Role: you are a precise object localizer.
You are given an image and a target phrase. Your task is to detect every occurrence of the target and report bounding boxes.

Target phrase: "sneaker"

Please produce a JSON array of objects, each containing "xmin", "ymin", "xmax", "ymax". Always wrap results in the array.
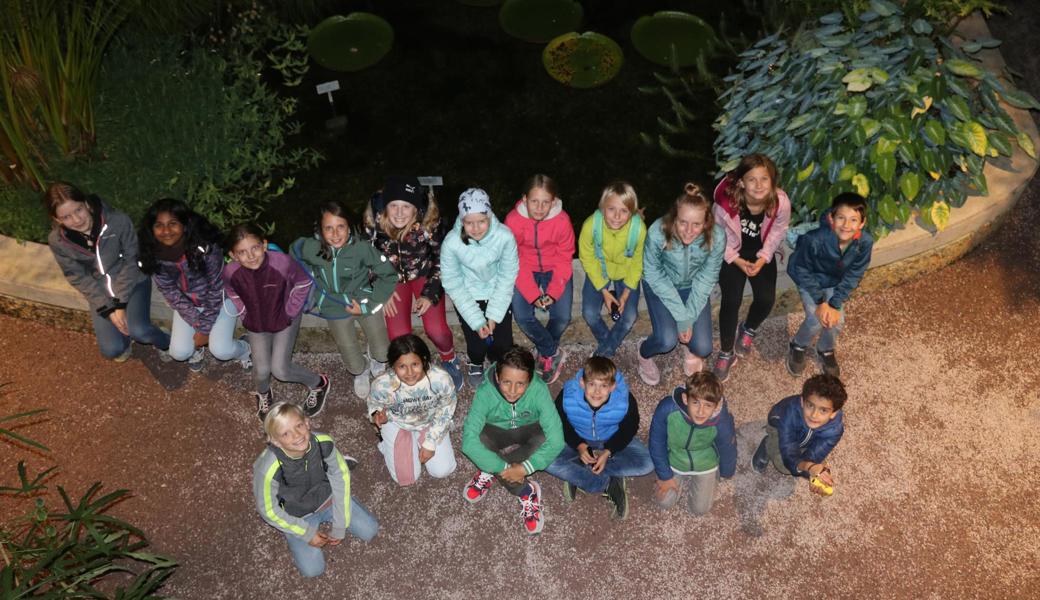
[
  {"xmin": 752, "ymin": 438, "xmax": 769, "ymax": 473},
  {"xmin": 562, "ymin": 480, "xmax": 577, "ymax": 503},
  {"xmin": 254, "ymin": 389, "xmax": 274, "ymax": 423},
  {"xmin": 237, "ymin": 335, "xmax": 253, "ymax": 372},
  {"xmin": 370, "ymin": 358, "xmax": 386, "ymax": 377},
  {"xmin": 304, "ymin": 374, "xmax": 331, "ymax": 417},
  {"xmin": 542, "ymin": 349, "xmax": 566, "ymax": 384},
  {"xmin": 637, "ymin": 353, "xmax": 660, "ymax": 386},
  {"xmin": 441, "ymin": 357, "xmax": 464, "ymax": 392},
  {"xmin": 518, "ymin": 481, "xmax": 545, "ymax": 535},
  {"xmin": 188, "ymin": 347, "xmax": 206, "ymax": 373},
  {"xmin": 466, "ymin": 362, "xmax": 484, "ymax": 389},
  {"xmin": 786, "ymin": 343, "xmax": 807, "ymax": 377},
  {"xmin": 353, "ymin": 367, "xmax": 371, "ymax": 399},
  {"xmin": 535, "ymin": 354, "xmax": 550, "ymax": 379},
  {"xmin": 734, "ymin": 323, "xmax": 756, "ymax": 357},
  {"xmin": 603, "ymin": 476, "xmax": 629, "ymax": 520},
  {"xmin": 682, "ymin": 346, "xmax": 703, "ymax": 376},
  {"xmin": 816, "ymin": 349, "xmax": 841, "ymax": 378},
  {"xmin": 712, "ymin": 351, "xmax": 736, "ymax": 383},
  {"xmin": 463, "ymin": 470, "xmax": 495, "ymax": 503},
  {"xmin": 343, "ymin": 453, "xmax": 359, "ymax": 471},
  {"xmin": 155, "ymin": 345, "xmax": 171, "ymax": 363}
]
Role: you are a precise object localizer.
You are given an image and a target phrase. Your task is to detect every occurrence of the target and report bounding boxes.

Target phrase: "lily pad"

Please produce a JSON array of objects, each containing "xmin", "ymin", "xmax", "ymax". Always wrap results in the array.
[
  {"xmin": 308, "ymin": 13, "xmax": 394, "ymax": 72},
  {"xmin": 542, "ymin": 32, "xmax": 623, "ymax": 89},
  {"xmin": 499, "ymin": 0, "xmax": 583, "ymax": 43},
  {"xmin": 456, "ymin": 0, "xmax": 502, "ymax": 6},
  {"xmin": 631, "ymin": 11, "xmax": 716, "ymax": 68}
]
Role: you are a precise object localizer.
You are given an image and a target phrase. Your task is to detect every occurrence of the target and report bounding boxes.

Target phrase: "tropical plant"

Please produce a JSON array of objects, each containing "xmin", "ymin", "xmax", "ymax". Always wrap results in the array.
[
  {"xmin": 741, "ymin": 0, "xmax": 1007, "ymax": 37},
  {"xmin": 712, "ymin": 1, "xmax": 1038, "ymax": 238}
]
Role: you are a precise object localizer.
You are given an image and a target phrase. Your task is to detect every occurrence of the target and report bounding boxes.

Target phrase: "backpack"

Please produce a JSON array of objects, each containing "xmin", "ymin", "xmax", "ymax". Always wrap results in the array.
[{"xmin": 591, "ymin": 210, "xmax": 641, "ymax": 281}]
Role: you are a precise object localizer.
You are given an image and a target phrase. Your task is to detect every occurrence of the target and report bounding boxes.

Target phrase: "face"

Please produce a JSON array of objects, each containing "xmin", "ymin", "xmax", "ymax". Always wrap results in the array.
[
  {"xmin": 497, "ymin": 365, "xmax": 531, "ymax": 404},
  {"xmin": 802, "ymin": 394, "xmax": 838, "ymax": 429},
  {"xmin": 54, "ymin": 200, "xmax": 93, "ymax": 234},
  {"xmin": 675, "ymin": 203, "xmax": 706, "ymax": 246},
  {"xmin": 271, "ymin": 413, "xmax": 311, "ymax": 456},
  {"xmin": 579, "ymin": 376, "xmax": 617, "ymax": 408},
  {"xmin": 831, "ymin": 205, "xmax": 865, "ymax": 244},
  {"xmin": 152, "ymin": 211, "xmax": 185, "ymax": 248},
  {"xmin": 393, "ymin": 352, "xmax": 426, "ymax": 386},
  {"xmin": 231, "ymin": 235, "xmax": 267, "ymax": 270},
  {"xmin": 320, "ymin": 212, "xmax": 350, "ymax": 249},
  {"xmin": 602, "ymin": 195, "xmax": 632, "ymax": 230},
  {"xmin": 386, "ymin": 200, "xmax": 417, "ymax": 229},
  {"xmin": 740, "ymin": 166, "xmax": 773, "ymax": 205},
  {"xmin": 462, "ymin": 213, "xmax": 490, "ymax": 241},
  {"xmin": 683, "ymin": 393, "xmax": 718, "ymax": 425},
  {"xmin": 524, "ymin": 187, "xmax": 554, "ymax": 221}
]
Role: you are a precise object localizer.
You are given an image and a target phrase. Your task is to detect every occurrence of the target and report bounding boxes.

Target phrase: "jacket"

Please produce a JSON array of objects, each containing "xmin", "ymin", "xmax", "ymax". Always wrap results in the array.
[
  {"xmin": 557, "ymin": 369, "xmax": 637, "ymax": 453},
  {"xmin": 367, "ymin": 366, "xmax": 457, "ymax": 451},
  {"xmin": 578, "ymin": 211, "xmax": 647, "ymax": 291},
  {"xmin": 291, "ymin": 235, "xmax": 398, "ymax": 319},
  {"xmin": 504, "ymin": 198, "xmax": 575, "ymax": 302},
  {"xmin": 366, "ymin": 203, "xmax": 446, "ymax": 303},
  {"xmin": 649, "ymin": 387, "xmax": 737, "ymax": 480},
  {"xmin": 642, "ymin": 218, "xmax": 725, "ymax": 332},
  {"xmin": 47, "ymin": 199, "xmax": 148, "ymax": 317},
  {"xmin": 787, "ymin": 210, "xmax": 874, "ymax": 310},
  {"xmin": 224, "ymin": 250, "xmax": 312, "ymax": 333},
  {"xmin": 152, "ymin": 243, "xmax": 225, "ymax": 334},
  {"xmin": 461, "ymin": 368, "xmax": 564, "ymax": 475},
  {"xmin": 252, "ymin": 432, "xmax": 352, "ymax": 541},
  {"xmin": 768, "ymin": 395, "xmax": 844, "ymax": 477},
  {"xmin": 440, "ymin": 211, "xmax": 520, "ymax": 331},
  {"xmin": 712, "ymin": 177, "xmax": 792, "ymax": 265}
]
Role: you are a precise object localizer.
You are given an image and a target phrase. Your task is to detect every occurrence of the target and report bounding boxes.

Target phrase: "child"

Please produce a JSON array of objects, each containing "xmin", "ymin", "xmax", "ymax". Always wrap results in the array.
[
  {"xmin": 648, "ymin": 371, "xmax": 736, "ymax": 516},
  {"xmin": 440, "ymin": 188, "xmax": 520, "ymax": 387},
  {"xmin": 138, "ymin": 198, "xmax": 252, "ymax": 372},
  {"xmin": 252, "ymin": 402, "xmax": 378, "ymax": 578},
  {"xmin": 639, "ymin": 183, "xmax": 725, "ymax": 385},
  {"xmin": 365, "ymin": 176, "xmax": 463, "ymax": 391},
  {"xmin": 786, "ymin": 192, "xmax": 874, "ymax": 378},
  {"xmin": 712, "ymin": 154, "xmax": 791, "ymax": 382},
  {"xmin": 505, "ymin": 174, "xmax": 575, "ymax": 383},
  {"xmin": 45, "ymin": 182, "xmax": 170, "ymax": 361},
  {"xmin": 545, "ymin": 356, "xmax": 653, "ymax": 520},
  {"xmin": 461, "ymin": 346, "xmax": 564, "ymax": 535},
  {"xmin": 224, "ymin": 224, "xmax": 331, "ymax": 421},
  {"xmin": 367, "ymin": 334, "xmax": 458, "ymax": 485},
  {"xmin": 292, "ymin": 200, "xmax": 397, "ymax": 399},
  {"xmin": 752, "ymin": 374, "xmax": 846, "ymax": 496},
  {"xmin": 578, "ymin": 181, "xmax": 647, "ymax": 359}
]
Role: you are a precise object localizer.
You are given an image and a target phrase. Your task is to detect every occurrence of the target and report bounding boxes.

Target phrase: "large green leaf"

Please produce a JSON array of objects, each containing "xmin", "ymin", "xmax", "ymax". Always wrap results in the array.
[
  {"xmin": 542, "ymin": 32, "xmax": 623, "ymax": 89},
  {"xmin": 923, "ymin": 119, "xmax": 946, "ymax": 146},
  {"xmin": 898, "ymin": 171, "xmax": 921, "ymax": 201},
  {"xmin": 307, "ymin": 13, "xmax": 394, "ymax": 72},
  {"xmin": 944, "ymin": 59, "xmax": 984, "ymax": 79},
  {"xmin": 630, "ymin": 11, "xmax": 716, "ymax": 68},
  {"xmin": 944, "ymin": 96, "xmax": 972, "ymax": 121},
  {"xmin": 998, "ymin": 88, "xmax": 1040, "ymax": 110},
  {"xmin": 960, "ymin": 121, "xmax": 989, "ymax": 156},
  {"xmin": 1017, "ymin": 131, "xmax": 1037, "ymax": 159},
  {"xmin": 878, "ymin": 193, "xmax": 899, "ymax": 224},
  {"xmin": 876, "ymin": 153, "xmax": 896, "ymax": 183},
  {"xmin": 988, "ymin": 131, "xmax": 1013, "ymax": 156}
]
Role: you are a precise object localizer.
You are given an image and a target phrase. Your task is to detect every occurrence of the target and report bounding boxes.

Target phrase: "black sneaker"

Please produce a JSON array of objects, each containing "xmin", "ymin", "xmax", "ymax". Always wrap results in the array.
[
  {"xmin": 734, "ymin": 323, "xmax": 757, "ymax": 357},
  {"xmin": 786, "ymin": 343, "xmax": 807, "ymax": 377},
  {"xmin": 254, "ymin": 389, "xmax": 273, "ymax": 423},
  {"xmin": 343, "ymin": 453, "xmax": 359, "ymax": 471},
  {"xmin": 816, "ymin": 349, "xmax": 841, "ymax": 378},
  {"xmin": 752, "ymin": 438, "xmax": 769, "ymax": 473},
  {"xmin": 466, "ymin": 362, "xmax": 484, "ymax": 389},
  {"xmin": 603, "ymin": 476, "xmax": 629, "ymax": 520},
  {"xmin": 712, "ymin": 351, "xmax": 736, "ymax": 383},
  {"xmin": 304, "ymin": 374, "xmax": 331, "ymax": 417},
  {"xmin": 562, "ymin": 480, "xmax": 577, "ymax": 503}
]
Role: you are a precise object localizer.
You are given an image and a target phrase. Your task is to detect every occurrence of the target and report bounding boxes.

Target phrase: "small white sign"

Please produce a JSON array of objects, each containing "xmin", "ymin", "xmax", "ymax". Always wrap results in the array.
[
  {"xmin": 316, "ymin": 80, "xmax": 340, "ymax": 95},
  {"xmin": 417, "ymin": 176, "xmax": 443, "ymax": 186}
]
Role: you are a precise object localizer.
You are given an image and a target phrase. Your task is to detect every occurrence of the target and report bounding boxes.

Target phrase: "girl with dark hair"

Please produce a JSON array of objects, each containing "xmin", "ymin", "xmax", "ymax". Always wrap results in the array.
[
  {"xmin": 138, "ymin": 198, "xmax": 251, "ymax": 372},
  {"xmin": 366, "ymin": 334, "xmax": 458, "ymax": 486},
  {"xmin": 45, "ymin": 182, "xmax": 169, "ymax": 361},
  {"xmin": 291, "ymin": 200, "xmax": 398, "ymax": 399}
]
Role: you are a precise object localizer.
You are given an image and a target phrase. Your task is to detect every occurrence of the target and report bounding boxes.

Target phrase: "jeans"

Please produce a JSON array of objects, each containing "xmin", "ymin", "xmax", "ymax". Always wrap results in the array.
[
  {"xmin": 717, "ymin": 259, "xmax": 777, "ymax": 352},
  {"xmin": 511, "ymin": 271, "xmax": 573, "ymax": 358},
  {"xmin": 376, "ymin": 421, "xmax": 457, "ymax": 485},
  {"xmin": 791, "ymin": 287, "xmax": 845, "ymax": 352},
  {"xmin": 384, "ymin": 277, "xmax": 456, "ymax": 361},
  {"xmin": 653, "ymin": 467, "xmax": 719, "ymax": 516},
  {"xmin": 328, "ymin": 312, "xmax": 389, "ymax": 375},
  {"xmin": 478, "ymin": 423, "xmax": 546, "ymax": 496},
  {"xmin": 544, "ymin": 439, "xmax": 653, "ymax": 494},
  {"xmin": 283, "ymin": 499, "xmax": 379, "ymax": 578},
  {"xmin": 581, "ymin": 277, "xmax": 640, "ymax": 358},
  {"xmin": 248, "ymin": 314, "xmax": 322, "ymax": 394},
  {"xmin": 639, "ymin": 283, "xmax": 713, "ymax": 359},
  {"xmin": 168, "ymin": 298, "xmax": 249, "ymax": 362},
  {"xmin": 92, "ymin": 278, "xmax": 170, "ymax": 359},
  {"xmin": 456, "ymin": 300, "xmax": 513, "ymax": 367}
]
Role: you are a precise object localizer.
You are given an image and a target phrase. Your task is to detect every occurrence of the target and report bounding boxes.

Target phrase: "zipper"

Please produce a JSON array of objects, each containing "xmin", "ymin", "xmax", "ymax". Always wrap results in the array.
[
  {"xmin": 799, "ymin": 428, "xmax": 813, "ymax": 448},
  {"xmin": 590, "ymin": 411, "xmax": 597, "ymax": 441},
  {"xmin": 684, "ymin": 421, "xmax": 696, "ymax": 470}
]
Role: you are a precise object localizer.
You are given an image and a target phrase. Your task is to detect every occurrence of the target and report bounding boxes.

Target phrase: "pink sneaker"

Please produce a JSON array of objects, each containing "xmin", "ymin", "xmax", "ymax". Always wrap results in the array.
[
  {"xmin": 682, "ymin": 346, "xmax": 703, "ymax": 376},
  {"xmin": 638, "ymin": 353, "xmax": 660, "ymax": 386}
]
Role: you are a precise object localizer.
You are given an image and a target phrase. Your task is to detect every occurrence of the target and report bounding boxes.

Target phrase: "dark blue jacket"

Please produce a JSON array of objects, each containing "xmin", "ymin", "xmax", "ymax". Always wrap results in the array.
[
  {"xmin": 787, "ymin": 210, "xmax": 874, "ymax": 310},
  {"xmin": 768, "ymin": 395, "xmax": 845, "ymax": 477}
]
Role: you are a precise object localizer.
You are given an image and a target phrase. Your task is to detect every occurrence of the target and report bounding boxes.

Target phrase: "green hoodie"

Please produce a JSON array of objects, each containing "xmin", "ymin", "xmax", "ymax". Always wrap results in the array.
[
  {"xmin": 461, "ymin": 368, "xmax": 564, "ymax": 475},
  {"xmin": 291, "ymin": 235, "xmax": 398, "ymax": 319}
]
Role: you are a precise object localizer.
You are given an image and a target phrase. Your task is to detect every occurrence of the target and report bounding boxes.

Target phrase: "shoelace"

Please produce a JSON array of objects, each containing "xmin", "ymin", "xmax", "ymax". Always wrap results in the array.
[
  {"xmin": 257, "ymin": 394, "xmax": 270, "ymax": 413},
  {"xmin": 519, "ymin": 493, "xmax": 539, "ymax": 518},
  {"xmin": 305, "ymin": 385, "xmax": 321, "ymax": 408},
  {"xmin": 472, "ymin": 473, "xmax": 494, "ymax": 492}
]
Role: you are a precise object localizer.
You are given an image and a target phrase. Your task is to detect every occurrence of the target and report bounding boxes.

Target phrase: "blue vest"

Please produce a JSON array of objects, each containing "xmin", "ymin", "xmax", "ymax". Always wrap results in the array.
[{"xmin": 561, "ymin": 370, "xmax": 630, "ymax": 443}]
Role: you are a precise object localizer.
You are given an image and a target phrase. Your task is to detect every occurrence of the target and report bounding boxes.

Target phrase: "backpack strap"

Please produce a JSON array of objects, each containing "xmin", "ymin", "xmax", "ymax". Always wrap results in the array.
[
  {"xmin": 591, "ymin": 210, "xmax": 609, "ymax": 282},
  {"xmin": 623, "ymin": 213, "xmax": 642, "ymax": 258}
]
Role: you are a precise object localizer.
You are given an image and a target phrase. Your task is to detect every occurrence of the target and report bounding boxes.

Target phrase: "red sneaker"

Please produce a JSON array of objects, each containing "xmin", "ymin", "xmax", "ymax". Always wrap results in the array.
[
  {"xmin": 463, "ymin": 471, "xmax": 495, "ymax": 503},
  {"xmin": 518, "ymin": 481, "xmax": 544, "ymax": 535}
]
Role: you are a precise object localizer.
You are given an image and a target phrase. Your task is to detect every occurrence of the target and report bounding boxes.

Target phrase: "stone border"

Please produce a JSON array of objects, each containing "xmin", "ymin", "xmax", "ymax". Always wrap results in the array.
[{"xmin": 0, "ymin": 15, "xmax": 1035, "ymax": 351}]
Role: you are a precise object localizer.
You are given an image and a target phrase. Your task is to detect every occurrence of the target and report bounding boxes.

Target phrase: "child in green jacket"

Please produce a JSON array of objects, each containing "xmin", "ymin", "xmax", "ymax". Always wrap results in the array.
[{"xmin": 461, "ymin": 346, "xmax": 564, "ymax": 535}]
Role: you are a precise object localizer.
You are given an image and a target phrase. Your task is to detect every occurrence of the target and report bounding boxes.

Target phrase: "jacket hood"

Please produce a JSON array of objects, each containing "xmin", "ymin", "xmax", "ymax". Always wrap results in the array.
[
  {"xmin": 670, "ymin": 386, "xmax": 724, "ymax": 425},
  {"xmin": 512, "ymin": 197, "xmax": 564, "ymax": 222}
]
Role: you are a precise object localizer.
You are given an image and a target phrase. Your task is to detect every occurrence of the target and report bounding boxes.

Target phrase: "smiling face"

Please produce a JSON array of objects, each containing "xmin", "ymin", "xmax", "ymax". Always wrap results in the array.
[
  {"xmin": 393, "ymin": 352, "xmax": 426, "ymax": 387},
  {"xmin": 524, "ymin": 186, "xmax": 554, "ymax": 221},
  {"xmin": 830, "ymin": 205, "xmax": 864, "ymax": 244},
  {"xmin": 231, "ymin": 234, "xmax": 267, "ymax": 270},
  {"xmin": 740, "ymin": 165, "xmax": 773, "ymax": 207},
  {"xmin": 675, "ymin": 203, "xmax": 707, "ymax": 246},
  {"xmin": 271, "ymin": 413, "xmax": 311, "ymax": 458},
  {"xmin": 683, "ymin": 393, "xmax": 718, "ymax": 425},
  {"xmin": 54, "ymin": 200, "xmax": 93, "ymax": 235},
  {"xmin": 602, "ymin": 194, "xmax": 632, "ymax": 230},
  {"xmin": 386, "ymin": 200, "xmax": 417, "ymax": 230},
  {"xmin": 152, "ymin": 211, "xmax": 185, "ymax": 248},
  {"xmin": 497, "ymin": 365, "xmax": 531, "ymax": 404},
  {"xmin": 462, "ymin": 213, "xmax": 491, "ymax": 241},
  {"xmin": 801, "ymin": 394, "xmax": 838, "ymax": 429},
  {"xmin": 320, "ymin": 212, "xmax": 350, "ymax": 249},
  {"xmin": 579, "ymin": 376, "xmax": 616, "ymax": 408}
]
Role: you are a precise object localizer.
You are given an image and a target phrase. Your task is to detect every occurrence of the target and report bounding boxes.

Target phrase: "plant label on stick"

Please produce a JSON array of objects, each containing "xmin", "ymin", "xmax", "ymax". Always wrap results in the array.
[{"xmin": 315, "ymin": 80, "xmax": 340, "ymax": 96}]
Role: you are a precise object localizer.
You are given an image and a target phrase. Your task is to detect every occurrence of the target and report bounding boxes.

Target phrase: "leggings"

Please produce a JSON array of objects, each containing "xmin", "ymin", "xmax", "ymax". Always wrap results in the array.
[
  {"xmin": 717, "ymin": 259, "xmax": 778, "ymax": 352},
  {"xmin": 328, "ymin": 312, "xmax": 389, "ymax": 375},
  {"xmin": 384, "ymin": 277, "xmax": 456, "ymax": 361},
  {"xmin": 455, "ymin": 300, "xmax": 513, "ymax": 366},
  {"xmin": 248, "ymin": 314, "xmax": 321, "ymax": 393}
]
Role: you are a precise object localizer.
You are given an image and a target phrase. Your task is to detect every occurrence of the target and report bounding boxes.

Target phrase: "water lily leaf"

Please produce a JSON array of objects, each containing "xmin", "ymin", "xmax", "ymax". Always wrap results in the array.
[
  {"xmin": 500, "ymin": 0, "xmax": 583, "ymax": 42},
  {"xmin": 923, "ymin": 119, "xmax": 946, "ymax": 146},
  {"xmin": 852, "ymin": 173, "xmax": 870, "ymax": 197},
  {"xmin": 945, "ymin": 59, "xmax": 984, "ymax": 79},
  {"xmin": 542, "ymin": 31, "xmax": 623, "ymax": 89},
  {"xmin": 998, "ymin": 88, "xmax": 1040, "ymax": 110},
  {"xmin": 1017, "ymin": 131, "xmax": 1037, "ymax": 159},
  {"xmin": 876, "ymin": 153, "xmax": 896, "ymax": 183},
  {"xmin": 898, "ymin": 171, "xmax": 921, "ymax": 202},
  {"xmin": 631, "ymin": 11, "xmax": 716, "ymax": 68},
  {"xmin": 308, "ymin": 13, "xmax": 394, "ymax": 72}
]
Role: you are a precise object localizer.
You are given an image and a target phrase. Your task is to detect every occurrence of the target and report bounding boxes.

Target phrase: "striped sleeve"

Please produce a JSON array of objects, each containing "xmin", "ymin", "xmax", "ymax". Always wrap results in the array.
[
  {"xmin": 251, "ymin": 450, "xmax": 315, "ymax": 541},
  {"xmin": 316, "ymin": 434, "xmax": 352, "ymax": 539}
]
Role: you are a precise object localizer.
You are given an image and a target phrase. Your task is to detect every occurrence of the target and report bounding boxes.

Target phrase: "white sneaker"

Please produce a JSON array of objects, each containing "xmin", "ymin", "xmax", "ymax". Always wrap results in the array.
[
  {"xmin": 370, "ymin": 358, "xmax": 386, "ymax": 377},
  {"xmin": 682, "ymin": 346, "xmax": 703, "ymax": 376},
  {"xmin": 637, "ymin": 353, "xmax": 660, "ymax": 386},
  {"xmin": 188, "ymin": 347, "xmax": 206, "ymax": 372},
  {"xmin": 353, "ymin": 367, "xmax": 371, "ymax": 399}
]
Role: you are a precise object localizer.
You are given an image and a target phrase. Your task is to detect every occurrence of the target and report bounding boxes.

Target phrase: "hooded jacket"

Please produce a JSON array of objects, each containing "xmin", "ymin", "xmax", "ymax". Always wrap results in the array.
[
  {"xmin": 649, "ymin": 387, "xmax": 737, "ymax": 480},
  {"xmin": 152, "ymin": 243, "xmax": 225, "ymax": 334},
  {"xmin": 224, "ymin": 250, "xmax": 312, "ymax": 333},
  {"xmin": 787, "ymin": 209, "xmax": 874, "ymax": 310},
  {"xmin": 440, "ymin": 211, "xmax": 520, "ymax": 331},
  {"xmin": 47, "ymin": 198, "xmax": 148, "ymax": 317},
  {"xmin": 578, "ymin": 211, "xmax": 647, "ymax": 291},
  {"xmin": 712, "ymin": 177, "xmax": 792, "ymax": 265},
  {"xmin": 461, "ymin": 368, "xmax": 564, "ymax": 476},
  {"xmin": 557, "ymin": 369, "xmax": 638, "ymax": 454},
  {"xmin": 504, "ymin": 198, "xmax": 575, "ymax": 302},
  {"xmin": 366, "ymin": 196, "xmax": 447, "ymax": 303},
  {"xmin": 291, "ymin": 235, "xmax": 398, "ymax": 319},
  {"xmin": 768, "ymin": 394, "xmax": 845, "ymax": 477},
  {"xmin": 642, "ymin": 218, "xmax": 726, "ymax": 332}
]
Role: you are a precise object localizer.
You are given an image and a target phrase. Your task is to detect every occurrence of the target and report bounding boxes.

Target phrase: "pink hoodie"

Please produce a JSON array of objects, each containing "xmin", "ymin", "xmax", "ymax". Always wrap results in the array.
[
  {"xmin": 712, "ymin": 176, "xmax": 791, "ymax": 264},
  {"xmin": 505, "ymin": 198, "xmax": 575, "ymax": 303}
]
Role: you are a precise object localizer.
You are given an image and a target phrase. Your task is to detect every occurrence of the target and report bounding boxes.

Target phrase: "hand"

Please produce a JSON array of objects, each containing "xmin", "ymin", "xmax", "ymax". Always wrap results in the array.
[
  {"xmin": 346, "ymin": 299, "xmax": 363, "ymax": 316},
  {"xmin": 371, "ymin": 409, "xmax": 388, "ymax": 427},
  {"xmin": 192, "ymin": 332, "xmax": 209, "ymax": 347},
  {"xmin": 383, "ymin": 290, "xmax": 401, "ymax": 318},
  {"xmin": 746, "ymin": 257, "xmax": 767, "ymax": 277},
  {"xmin": 413, "ymin": 296, "xmax": 433, "ymax": 316},
  {"xmin": 486, "ymin": 319, "xmax": 497, "ymax": 334},
  {"xmin": 109, "ymin": 309, "xmax": 129, "ymax": 336},
  {"xmin": 601, "ymin": 289, "xmax": 619, "ymax": 311},
  {"xmin": 816, "ymin": 303, "xmax": 841, "ymax": 328},
  {"xmin": 590, "ymin": 449, "xmax": 611, "ymax": 475},
  {"xmin": 735, "ymin": 258, "xmax": 753, "ymax": 277},
  {"xmin": 535, "ymin": 295, "xmax": 555, "ymax": 309},
  {"xmin": 617, "ymin": 289, "xmax": 631, "ymax": 316},
  {"xmin": 499, "ymin": 463, "xmax": 527, "ymax": 485},
  {"xmin": 677, "ymin": 328, "xmax": 693, "ymax": 344},
  {"xmin": 654, "ymin": 478, "xmax": 679, "ymax": 502},
  {"xmin": 308, "ymin": 532, "xmax": 331, "ymax": 548},
  {"xmin": 418, "ymin": 447, "xmax": 435, "ymax": 464},
  {"xmin": 324, "ymin": 535, "xmax": 343, "ymax": 546},
  {"xmin": 577, "ymin": 443, "xmax": 597, "ymax": 465}
]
